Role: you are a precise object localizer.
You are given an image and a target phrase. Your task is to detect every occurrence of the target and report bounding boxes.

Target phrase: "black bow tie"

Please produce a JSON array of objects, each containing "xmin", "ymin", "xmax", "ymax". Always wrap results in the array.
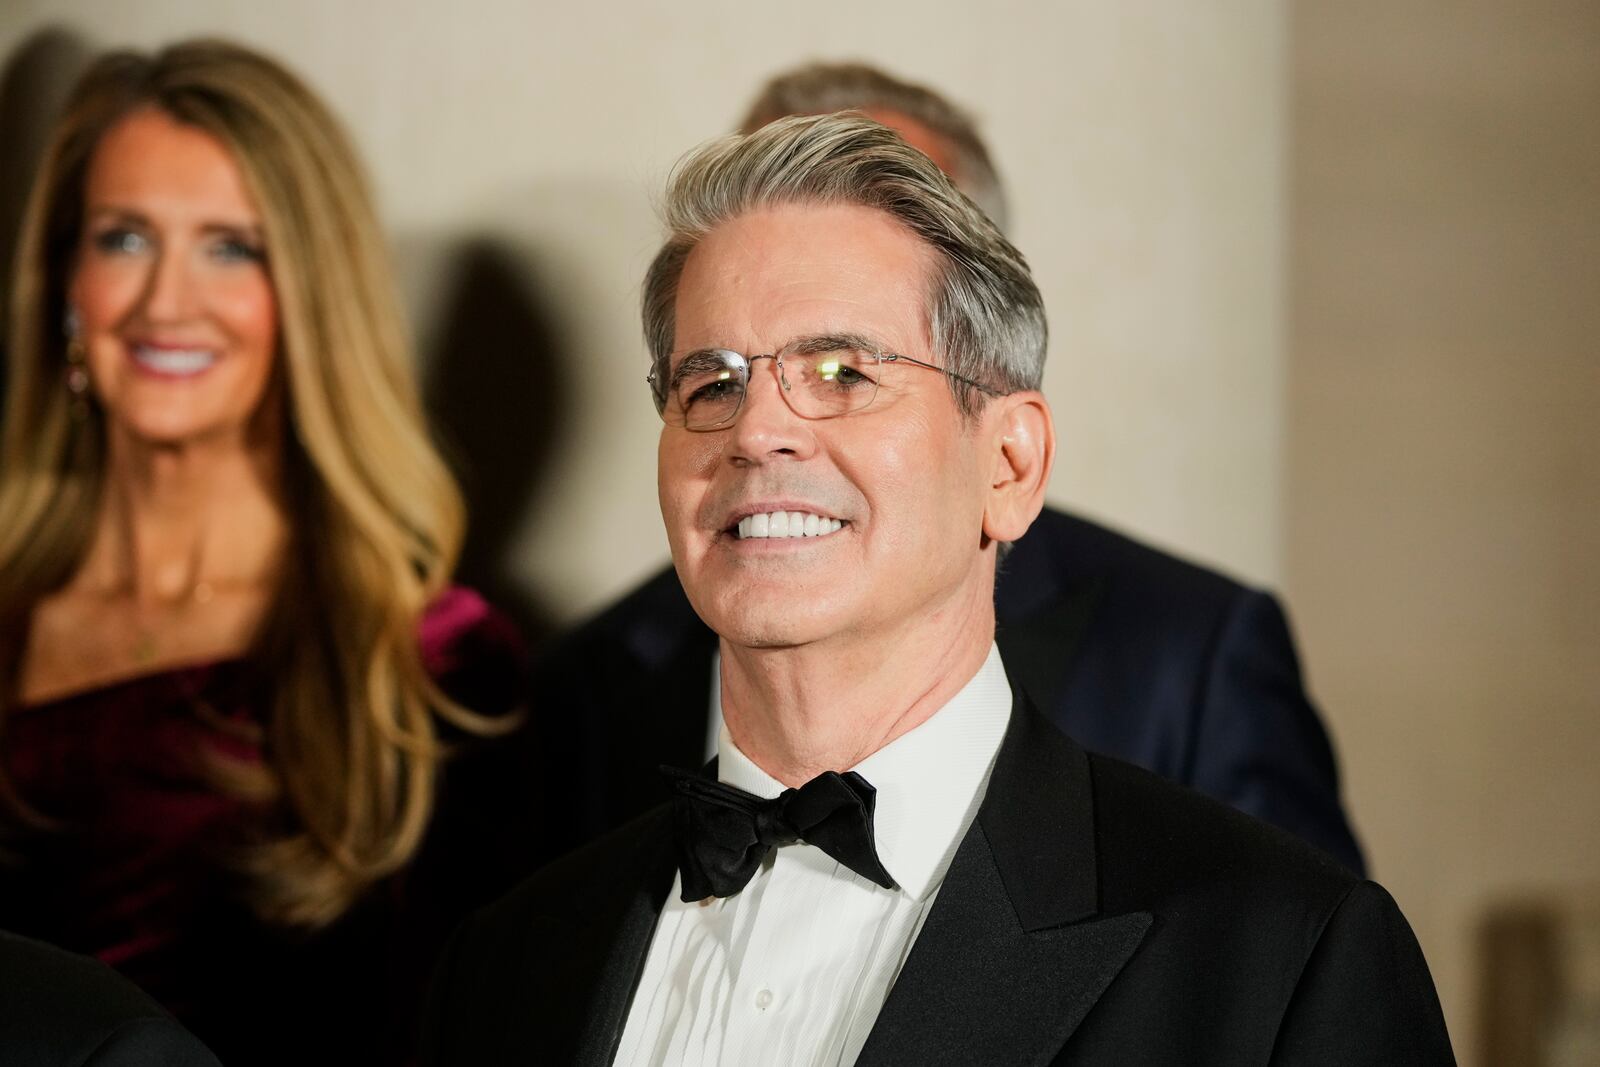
[{"xmin": 662, "ymin": 764, "xmax": 898, "ymax": 902}]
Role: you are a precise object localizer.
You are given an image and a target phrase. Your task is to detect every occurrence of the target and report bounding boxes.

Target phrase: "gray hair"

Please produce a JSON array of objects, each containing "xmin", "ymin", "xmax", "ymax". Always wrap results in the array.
[
  {"xmin": 738, "ymin": 61, "xmax": 1009, "ymax": 230},
  {"xmin": 642, "ymin": 113, "xmax": 1047, "ymax": 419}
]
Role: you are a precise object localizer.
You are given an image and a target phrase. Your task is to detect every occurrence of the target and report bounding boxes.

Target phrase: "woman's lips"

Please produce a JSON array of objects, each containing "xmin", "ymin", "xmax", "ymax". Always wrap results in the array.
[{"xmin": 128, "ymin": 344, "xmax": 219, "ymax": 378}]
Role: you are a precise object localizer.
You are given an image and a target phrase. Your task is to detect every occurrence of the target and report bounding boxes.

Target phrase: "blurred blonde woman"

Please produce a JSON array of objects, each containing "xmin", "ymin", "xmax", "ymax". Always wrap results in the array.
[{"xmin": 0, "ymin": 39, "xmax": 527, "ymax": 1064}]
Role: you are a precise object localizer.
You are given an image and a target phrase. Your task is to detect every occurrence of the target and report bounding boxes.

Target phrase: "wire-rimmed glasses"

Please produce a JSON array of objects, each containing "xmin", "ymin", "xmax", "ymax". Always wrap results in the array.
[{"xmin": 648, "ymin": 334, "xmax": 1001, "ymax": 432}]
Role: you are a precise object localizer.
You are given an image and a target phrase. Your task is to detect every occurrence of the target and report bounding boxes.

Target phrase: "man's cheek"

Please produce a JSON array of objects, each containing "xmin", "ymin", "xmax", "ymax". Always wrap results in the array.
[{"xmin": 663, "ymin": 501, "xmax": 696, "ymax": 555}]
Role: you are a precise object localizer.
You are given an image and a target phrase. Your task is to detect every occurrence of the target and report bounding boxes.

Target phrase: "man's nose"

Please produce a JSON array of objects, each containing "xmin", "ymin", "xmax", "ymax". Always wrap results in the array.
[{"xmin": 727, "ymin": 358, "xmax": 816, "ymax": 464}]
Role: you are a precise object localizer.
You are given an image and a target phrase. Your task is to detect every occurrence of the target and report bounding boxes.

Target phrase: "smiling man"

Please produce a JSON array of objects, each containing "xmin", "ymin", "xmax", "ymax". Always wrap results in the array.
[
  {"xmin": 532, "ymin": 63, "xmax": 1363, "ymax": 880},
  {"xmin": 422, "ymin": 115, "xmax": 1452, "ymax": 1066}
]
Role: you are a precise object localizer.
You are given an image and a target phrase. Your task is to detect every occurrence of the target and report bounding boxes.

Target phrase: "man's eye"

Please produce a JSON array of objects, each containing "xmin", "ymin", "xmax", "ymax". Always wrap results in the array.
[
  {"xmin": 683, "ymin": 376, "xmax": 744, "ymax": 408},
  {"xmin": 92, "ymin": 228, "xmax": 148, "ymax": 255},
  {"xmin": 812, "ymin": 353, "xmax": 876, "ymax": 388}
]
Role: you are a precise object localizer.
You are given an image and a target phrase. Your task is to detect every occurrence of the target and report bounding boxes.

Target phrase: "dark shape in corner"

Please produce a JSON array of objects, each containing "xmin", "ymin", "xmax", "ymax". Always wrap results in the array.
[
  {"xmin": 0, "ymin": 27, "xmax": 93, "ymax": 410},
  {"xmin": 0, "ymin": 27, "xmax": 93, "ymax": 316}
]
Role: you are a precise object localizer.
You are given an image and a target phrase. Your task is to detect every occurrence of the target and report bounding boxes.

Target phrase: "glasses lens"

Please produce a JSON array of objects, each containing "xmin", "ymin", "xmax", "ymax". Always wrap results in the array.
[
  {"xmin": 668, "ymin": 349, "xmax": 748, "ymax": 429},
  {"xmin": 781, "ymin": 343, "xmax": 882, "ymax": 418}
]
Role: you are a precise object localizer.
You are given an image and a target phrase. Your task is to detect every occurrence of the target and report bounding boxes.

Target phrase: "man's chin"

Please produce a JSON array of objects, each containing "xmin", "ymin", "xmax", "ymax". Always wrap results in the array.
[
  {"xmin": 709, "ymin": 618, "xmax": 821, "ymax": 651},
  {"xmin": 696, "ymin": 597, "xmax": 847, "ymax": 652},
  {"xmin": 683, "ymin": 564, "xmax": 849, "ymax": 641}
]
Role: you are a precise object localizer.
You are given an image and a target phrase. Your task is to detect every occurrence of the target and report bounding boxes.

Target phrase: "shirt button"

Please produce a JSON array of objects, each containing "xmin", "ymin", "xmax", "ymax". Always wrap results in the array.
[{"xmin": 755, "ymin": 989, "xmax": 774, "ymax": 1011}]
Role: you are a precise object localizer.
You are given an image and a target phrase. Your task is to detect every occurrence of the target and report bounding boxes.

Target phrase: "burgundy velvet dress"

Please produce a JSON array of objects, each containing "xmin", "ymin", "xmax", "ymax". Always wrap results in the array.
[{"xmin": 1, "ymin": 587, "xmax": 534, "ymax": 1065}]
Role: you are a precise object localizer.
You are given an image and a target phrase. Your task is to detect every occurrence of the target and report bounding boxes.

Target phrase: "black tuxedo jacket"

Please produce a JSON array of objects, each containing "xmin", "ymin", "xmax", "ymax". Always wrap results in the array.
[
  {"xmin": 423, "ymin": 697, "xmax": 1449, "ymax": 1065},
  {"xmin": 529, "ymin": 507, "xmax": 1364, "ymax": 873},
  {"xmin": 0, "ymin": 930, "xmax": 221, "ymax": 1067}
]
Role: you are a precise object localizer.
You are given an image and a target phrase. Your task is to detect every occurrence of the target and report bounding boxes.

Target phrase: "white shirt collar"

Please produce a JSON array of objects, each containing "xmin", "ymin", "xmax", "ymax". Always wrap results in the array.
[{"xmin": 717, "ymin": 643, "xmax": 1013, "ymax": 901}]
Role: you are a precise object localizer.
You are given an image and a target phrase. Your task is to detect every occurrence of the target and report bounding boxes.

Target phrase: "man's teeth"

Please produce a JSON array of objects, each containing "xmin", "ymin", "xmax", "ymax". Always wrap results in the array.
[
  {"xmin": 133, "ymin": 347, "xmax": 217, "ymax": 375},
  {"xmin": 737, "ymin": 511, "xmax": 844, "ymax": 540}
]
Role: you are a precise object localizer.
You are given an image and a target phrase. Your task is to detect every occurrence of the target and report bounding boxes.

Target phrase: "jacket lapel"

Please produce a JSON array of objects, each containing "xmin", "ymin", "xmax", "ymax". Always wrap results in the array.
[
  {"xmin": 857, "ymin": 698, "xmax": 1152, "ymax": 1067},
  {"xmin": 571, "ymin": 815, "xmax": 679, "ymax": 1066}
]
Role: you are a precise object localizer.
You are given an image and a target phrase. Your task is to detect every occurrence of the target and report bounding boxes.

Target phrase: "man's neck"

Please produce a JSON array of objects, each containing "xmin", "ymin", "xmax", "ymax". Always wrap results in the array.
[{"xmin": 718, "ymin": 580, "xmax": 996, "ymax": 787}]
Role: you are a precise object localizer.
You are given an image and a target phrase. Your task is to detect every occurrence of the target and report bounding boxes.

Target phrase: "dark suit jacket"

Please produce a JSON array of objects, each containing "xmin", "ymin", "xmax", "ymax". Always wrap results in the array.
[
  {"xmin": 530, "ymin": 507, "xmax": 1364, "ymax": 873},
  {"xmin": 422, "ymin": 697, "xmax": 1451, "ymax": 1065},
  {"xmin": 0, "ymin": 930, "xmax": 221, "ymax": 1067}
]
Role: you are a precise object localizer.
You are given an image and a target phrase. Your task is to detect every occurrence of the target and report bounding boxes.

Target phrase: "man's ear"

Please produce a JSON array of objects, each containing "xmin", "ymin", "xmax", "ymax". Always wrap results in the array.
[{"xmin": 981, "ymin": 391, "xmax": 1055, "ymax": 544}]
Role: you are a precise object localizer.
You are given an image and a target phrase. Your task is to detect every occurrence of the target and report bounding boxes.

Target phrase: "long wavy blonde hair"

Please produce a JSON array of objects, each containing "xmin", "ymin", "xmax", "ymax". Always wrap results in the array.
[{"xmin": 0, "ymin": 39, "xmax": 503, "ymax": 927}]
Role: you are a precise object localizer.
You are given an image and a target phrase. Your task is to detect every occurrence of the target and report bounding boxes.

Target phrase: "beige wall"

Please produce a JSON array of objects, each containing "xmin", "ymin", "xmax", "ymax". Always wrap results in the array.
[
  {"xmin": 0, "ymin": 0, "xmax": 1290, "ymax": 626},
  {"xmin": 1289, "ymin": 3, "xmax": 1600, "ymax": 1063}
]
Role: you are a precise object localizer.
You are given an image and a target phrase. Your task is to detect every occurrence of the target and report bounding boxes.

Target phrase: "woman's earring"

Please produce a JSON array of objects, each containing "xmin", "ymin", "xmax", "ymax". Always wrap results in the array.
[{"xmin": 64, "ymin": 307, "xmax": 91, "ymax": 414}]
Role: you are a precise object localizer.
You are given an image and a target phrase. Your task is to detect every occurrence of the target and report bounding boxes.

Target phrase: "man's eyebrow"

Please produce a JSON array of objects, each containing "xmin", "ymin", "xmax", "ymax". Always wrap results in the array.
[
  {"xmin": 786, "ymin": 331, "xmax": 884, "ymax": 355},
  {"xmin": 668, "ymin": 349, "xmax": 739, "ymax": 388}
]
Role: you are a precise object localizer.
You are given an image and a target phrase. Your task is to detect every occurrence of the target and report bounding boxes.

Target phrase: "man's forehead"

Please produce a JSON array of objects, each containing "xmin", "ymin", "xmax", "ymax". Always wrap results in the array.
[{"xmin": 672, "ymin": 201, "xmax": 936, "ymax": 356}]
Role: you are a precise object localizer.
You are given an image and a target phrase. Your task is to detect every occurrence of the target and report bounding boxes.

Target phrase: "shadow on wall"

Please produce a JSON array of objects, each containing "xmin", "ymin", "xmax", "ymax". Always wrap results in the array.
[
  {"xmin": 404, "ymin": 176, "xmax": 667, "ymax": 628},
  {"xmin": 0, "ymin": 27, "xmax": 94, "ymax": 393},
  {"xmin": 422, "ymin": 239, "xmax": 566, "ymax": 649}
]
